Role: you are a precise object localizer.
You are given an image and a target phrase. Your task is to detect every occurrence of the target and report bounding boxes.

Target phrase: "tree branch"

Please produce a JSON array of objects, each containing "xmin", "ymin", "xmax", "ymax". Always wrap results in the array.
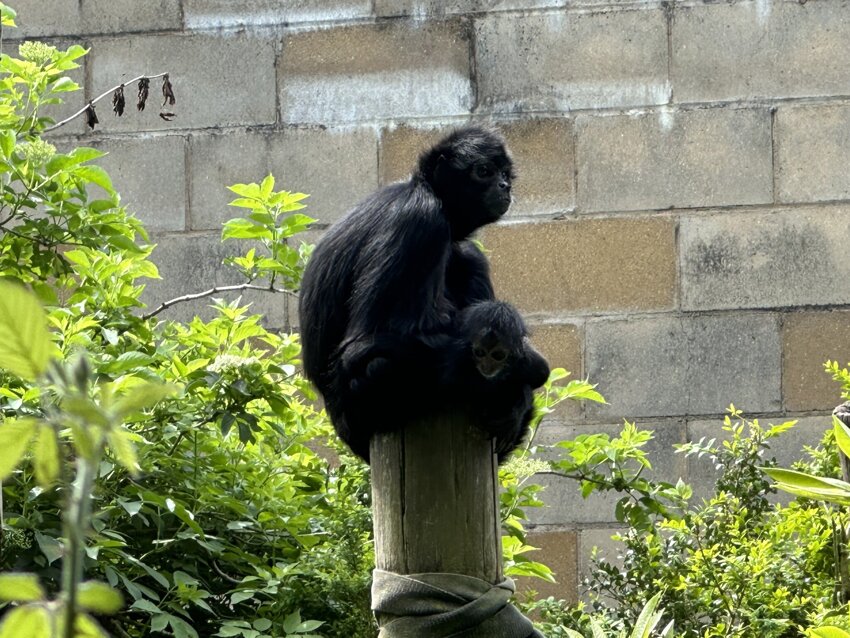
[
  {"xmin": 44, "ymin": 72, "xmax": 169, "ymax": 133},
  {"xmin": 141, "ymin": 282, "xmax": 297, "ymax": 321}
]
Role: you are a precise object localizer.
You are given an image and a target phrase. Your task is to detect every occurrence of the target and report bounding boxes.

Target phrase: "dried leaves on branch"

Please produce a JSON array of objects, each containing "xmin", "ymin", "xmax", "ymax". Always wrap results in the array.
[
  {"xmin": 137, "ymin": 77, "xmax": 150, "ymax": 111},
  {"xmin": 47, "ymin": 73, "xmax": 176, "ymax": 132},
  {"xmin": 112, "ymin": 84, "xmax": 125, "ymax": 116}
]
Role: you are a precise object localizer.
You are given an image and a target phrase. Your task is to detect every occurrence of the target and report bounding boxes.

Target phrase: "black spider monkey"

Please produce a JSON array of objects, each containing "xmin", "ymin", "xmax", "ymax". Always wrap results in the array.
[{"xmin": 299, "ymin": 126, "xmax": 549, "ymax": 462}]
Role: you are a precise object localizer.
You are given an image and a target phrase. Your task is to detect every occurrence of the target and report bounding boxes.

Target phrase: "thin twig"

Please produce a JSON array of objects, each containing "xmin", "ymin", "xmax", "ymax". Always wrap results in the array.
[
  {"xmin": 44, "ymin": 72, "xmax": 169, "ymax": 132},
  {"xmin": 141, "ymin": 282, "xmax": 297, "ymax": 320}
]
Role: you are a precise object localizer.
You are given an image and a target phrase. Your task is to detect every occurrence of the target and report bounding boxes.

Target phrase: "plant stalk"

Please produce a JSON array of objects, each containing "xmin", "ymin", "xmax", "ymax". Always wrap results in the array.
[{"xmin": 62, "ymin": 452, "xmax": 98, "ymax": 638}]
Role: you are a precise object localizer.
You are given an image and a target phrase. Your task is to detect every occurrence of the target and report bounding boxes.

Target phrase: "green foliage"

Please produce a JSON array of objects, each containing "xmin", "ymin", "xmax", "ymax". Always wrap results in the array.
[
  {"xmin": 0, "ymin": 25, "xmax": 376, "ymax": 637},
  {"xmin": 765, "ymin": 416, "xmax": 850, "ymax": 506},
  {"xmin": 827, "ymin": 361, "xmax": 850, "ymax": 402},
  {"xmin": 574, "ymin": 408, "xmax": 843, "ymax": 638}
]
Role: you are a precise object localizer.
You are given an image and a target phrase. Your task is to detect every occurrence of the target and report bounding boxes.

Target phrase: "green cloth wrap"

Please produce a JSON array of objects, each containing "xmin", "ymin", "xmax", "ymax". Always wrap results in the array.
[{"xmin": 372, "ymin": 569, "xmax": 545, "ymax": 638}]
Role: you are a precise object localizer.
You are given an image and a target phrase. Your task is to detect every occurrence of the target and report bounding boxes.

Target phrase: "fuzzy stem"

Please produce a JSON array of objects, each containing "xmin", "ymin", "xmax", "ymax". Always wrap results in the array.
[{"xmin": 62, "ymin": 453, "xmax": 97, "ymax": 638}]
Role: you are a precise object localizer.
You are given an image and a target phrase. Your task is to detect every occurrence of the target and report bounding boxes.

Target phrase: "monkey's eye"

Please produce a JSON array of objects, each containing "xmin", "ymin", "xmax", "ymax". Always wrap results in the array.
[
  {"xmin": 474, "ymin": 164, "xmax": 495, "ymax": 180},
  {"xmin": 473, "ymin": 346, "xmax": 486, "ymax": 358},
  {"xmin": 491, "ymin": 349, "xmax": 507, "ymax": 362}
]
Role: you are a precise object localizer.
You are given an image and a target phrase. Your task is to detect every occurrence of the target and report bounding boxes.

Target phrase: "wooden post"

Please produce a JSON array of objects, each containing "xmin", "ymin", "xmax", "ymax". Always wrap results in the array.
[{"xmin": 370, "ymin": 414, "xmax": 502, "ymax": 583}]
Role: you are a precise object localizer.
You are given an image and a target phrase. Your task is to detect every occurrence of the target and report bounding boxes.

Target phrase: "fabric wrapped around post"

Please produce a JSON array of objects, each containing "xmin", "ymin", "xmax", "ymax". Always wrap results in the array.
[{"xmin": 371, "ymin": 569, "xmax": 545, "ymax": 638}]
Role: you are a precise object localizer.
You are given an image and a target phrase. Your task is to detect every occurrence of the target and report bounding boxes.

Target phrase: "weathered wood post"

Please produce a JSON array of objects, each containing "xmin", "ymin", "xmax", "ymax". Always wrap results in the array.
[
  {"xmin": 370, "ymin": 415, "xmax": 543, "ymax": 637},
  {"xmin": 371, "ymin": 415, "xmax": 501, "ymax": 583}
]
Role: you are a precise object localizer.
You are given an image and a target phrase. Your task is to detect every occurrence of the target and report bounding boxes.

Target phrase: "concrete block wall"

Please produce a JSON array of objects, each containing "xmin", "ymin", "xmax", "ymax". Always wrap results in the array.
[{"xmin": 24, "ymin": 0, "xmax": 850, "ymax": 602}]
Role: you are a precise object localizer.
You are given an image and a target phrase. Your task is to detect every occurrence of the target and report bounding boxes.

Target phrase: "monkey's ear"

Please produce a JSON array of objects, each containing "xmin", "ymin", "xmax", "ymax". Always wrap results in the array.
[{"xmin": 432, "ymin": 153, "xmax": 450, "ymax": 185}]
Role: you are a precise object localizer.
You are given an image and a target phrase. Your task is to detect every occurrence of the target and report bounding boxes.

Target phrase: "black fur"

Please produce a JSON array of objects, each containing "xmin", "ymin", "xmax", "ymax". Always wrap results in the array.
[{"xmin": 299, "ymin": 126, "xmax": 549, "ymax": 462}]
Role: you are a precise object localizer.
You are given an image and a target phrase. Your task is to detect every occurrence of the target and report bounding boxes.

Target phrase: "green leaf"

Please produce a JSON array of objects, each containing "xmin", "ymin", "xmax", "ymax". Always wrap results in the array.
[
  {"xmin": 0, "ymin": 130, "xmax": 14, "ymax": 158},
  {"xmin": 0, "ymin": 605, "xmax": 50, "ymax": 638},
  {"xmin": 833, "ymin": 415, "xmax": 850, "ymax": 460},
  {"xmin": 46, "ymin": 147, "xmax": 105, "ymax": 173},
  {"xmin": 100, "ymin": 351, "xmax": 155, "ymax": 375},
  {"xmin": 106, "ymin": 428, "xmax": 141, "ymax": 475},
  {"xmin": 589, "ymin": 619, "xmax": 608, "ymax": 638},
  {"xmin": 0, "ymin": 418, "xmax": 38, "ymax": 480},
  {"xmin": 0, "ymin": 4, "xmax": 17, "ymax": 27},
  {"xmin": 35, "ymin": 531, "xmax": 63, "ymax": 565},
  {"xmin": 260, "ymin": 174, "xmax": 275, "ymax": 198},
  {"xmin": 763, "ymin": 467, "xmax": 850, "ymax": 493},
  {"xmin": 112, "ymin": 382, "xmax": 177, "ymax": 417},
  {"xmin": 231, "ymin": 591, "xmax": 254, "ymax": 605},
  {"xmin": 78, "ymin": 581, "xmax": 124, "ymax": 614},
  {"xmin": 227, "ymin": 197, "xmax": 266, "ymax": 211},
  {"xmin": 130, "ymin": 599, "xmax": 163, "ymax": 614},
  {"xmin": 227, "ymin": 182, "xmax": 262, "ymax": 199},
  {"xmin": 33, "ymin": 424, "xmax": 60, "ymax": 487},
  {"xmin": 631, "ymin": 592, "xmax": 663, "ymax": 638},
  {"xmin": 809, "ymin": 629, "xmax": 850, "ymax": 638},
  {"xmin": 295, "ymin": 620, "xmax": 324, "ymax": 632},
  {"xmin": 763, "ymin": 467, "xmax": 850, "ymax": 505},
  {"xmin": 283, "ymin": 611, "xmax": 302, "ymax": 634},
  {"xmin": 222, "ymin": 218, "xmax": 273, "ymax": 241},
  {"xmin": 166, "ymin": 614, "xmax": 199, "ymax": 638},
  {"xmin": 0, "ymin": 281, "xmax": 53, "ymax": 380},
  {"xmin": 73, "ymin": 613, "xmax": 110, "ymax": 638},
  {"xmin": 74, "ymin": 165, "xmax": 115, "ymax": 194},
  {"xmin": 0, "ymin": 573, "xmax": 45, "ymax": 602},
  {"xmin": 50, "ymin": 76, "xmax": 79, "ymax": 93}
]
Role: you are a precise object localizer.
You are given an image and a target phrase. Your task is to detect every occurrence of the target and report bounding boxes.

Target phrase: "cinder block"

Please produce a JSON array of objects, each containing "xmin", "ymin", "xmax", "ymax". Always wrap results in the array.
[
  {"xmin": 90, "ymin": 33, "xmax": 277, "ymax": 132},
  {"xmin": 776, "ymin": 104, "xmax": 850, "ymax": 204},
  {"xmin": 687, "ymin": 416, "xmax": 828, "ymax": 503},
  {"xmin": 144, "ymin": 232, "xmax": 288, "ymax": 328},
  {"xmin": 377, "ymin": 0, "xmax": 656, "ymax": 16},
  {"xmin": 278, "ymin": 22, "xmax": 472, "ymax": 124},
  {"xmin": 680, "ymin": 207, "xmax": 850, "ymax": 311},
  {"xmin": 475, "ymin": 8, "xmax": 669, "ymax": 113},
  {"xmin": 11, "ymin": 0, "xmax": 81, "ymax": 37},
  {"xmin": 501, "ymin": 119, "xmax": 575, "ymax": 216},
  {"xmin": 93, "ymin": 135, "xmax": 186, "ymax": 232},
  {"xmin": 527, "ymin": 420, "xmax": 686, "ymax": 525},
  {"xmin": 783, "ymin": 311, "xmax": 850, "ymax": 412},
  {"xmin": 189, "ymin": 127, "xmax": 379, "ymax": 230},
  {"xmin": 184, "ymin": 0, "xmax": 372, "ymax": 28},
  {"xmin": 515, "ymin": 529, "xmax": 578, "ymax": 604},
  {"xmin": 379, "ymin": 119, "xmax": 574, "ymax": 216},
  {"xmin": 531, "ymin": 323, "xmax": 583, "ymax": 422},
  {"xmin": 532, "ymin": 324, "xmax": 582, "ymax": 380},
  {"xmin": 81, "ymin": 0, "xmax": 181, "ymax": 34},
  {"xmin": 672, "ymin": 1, "xmax": 850, "ymax": 102},
  {"xmin": 577, "ymin": 108, "xmax": 772, "ymax": 213},
  {"xmin": 279, "ymin": 21, "xmax": 472, "ymax": 124},
  {"xmin": 482, "ymin": 218, "xmax": 676, "ymax": 315},
  {"xmin": 379, "ymin": 125, "xmax": 446, "ymax": 185},
  {"xmin": 586, "ymin": 314, "xmax": 782, "ymax": 420}
]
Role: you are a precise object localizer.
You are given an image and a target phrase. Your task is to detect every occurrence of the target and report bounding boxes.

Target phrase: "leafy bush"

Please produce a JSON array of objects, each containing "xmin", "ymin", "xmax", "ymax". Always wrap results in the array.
[
  {"xmin": 574, "ymin": 409, "xmax": 845, "ymax": 638},
  {"xmin": 0, "ymin": 23, "xmax": 377, "ymax": 637}
]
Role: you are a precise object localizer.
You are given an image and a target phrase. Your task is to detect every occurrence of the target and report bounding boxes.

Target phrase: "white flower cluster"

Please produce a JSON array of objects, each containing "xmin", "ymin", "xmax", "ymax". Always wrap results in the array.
[
  {"xmin": 19, "ymin": 40, "xmax": 57, "ymax": 65},
  {"xmin": 21, "ymin": 139, "xmax": 56, "ymax": 165},
  {"xmin": 208, "ymin": 354, "xmax": 260, "ymax": 373},
  {"xmin": 501, "ymin": 455, "xmax": 550, "ymax": 480}
]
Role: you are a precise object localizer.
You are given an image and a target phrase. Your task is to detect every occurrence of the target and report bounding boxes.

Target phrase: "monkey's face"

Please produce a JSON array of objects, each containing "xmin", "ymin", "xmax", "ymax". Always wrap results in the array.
[
  {"xmin": 469, "ymin": 159, "xmax": 514, "ymax": 221},
  {"xmin": 472, "ymin": 328, "xmax": 513, "ymax": 380},
  {"xmin": 439, "ymin": 154, "xmax": 515, "ymax": 238}
]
